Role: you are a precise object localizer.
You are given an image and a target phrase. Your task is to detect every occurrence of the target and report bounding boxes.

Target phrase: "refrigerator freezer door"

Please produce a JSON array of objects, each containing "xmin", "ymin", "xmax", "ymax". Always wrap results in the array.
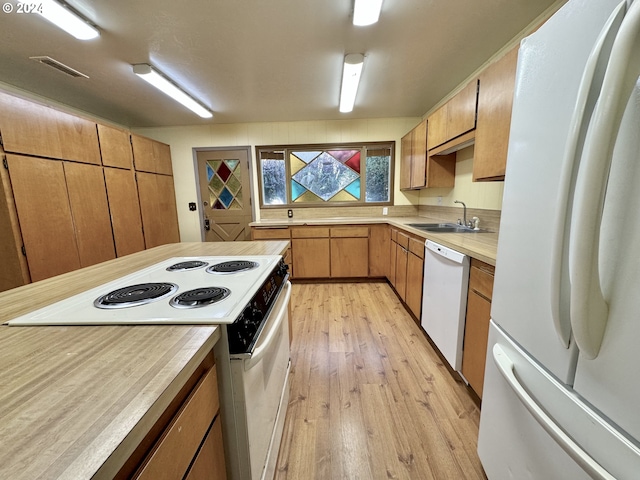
[
  {"xmin": 490, "ymin": 0, "xmax": 623, "ymax": 384},
  {"xmin": 479, "ymin": 322, "xmax": 640, "ymax": 479}
]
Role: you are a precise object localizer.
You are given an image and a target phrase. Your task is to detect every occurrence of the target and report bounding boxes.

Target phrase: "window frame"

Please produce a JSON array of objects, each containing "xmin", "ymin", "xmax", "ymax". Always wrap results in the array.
[{"xmin": 256, "ymin": 141, "xmax": 395, "ymax": 208}]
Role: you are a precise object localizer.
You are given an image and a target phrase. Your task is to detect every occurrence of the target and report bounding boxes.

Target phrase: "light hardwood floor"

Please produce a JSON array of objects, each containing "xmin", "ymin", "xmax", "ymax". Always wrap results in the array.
[{"xmin": 275, "ymin": 282, "xmax": 487, "ymax": 480}]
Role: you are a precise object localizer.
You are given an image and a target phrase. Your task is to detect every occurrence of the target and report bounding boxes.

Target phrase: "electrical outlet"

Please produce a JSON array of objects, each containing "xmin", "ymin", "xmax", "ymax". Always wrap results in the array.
[
  {"xmin": 437, "ymin": 196, "xmax": 443, "ymax": 206},
  {"xmin": 382, "ymin": 207, "xmax": 388, "ymax": 215},
  {"xmin": 287, "ymin": 209, "xmax": 293, "ymax": 218}
]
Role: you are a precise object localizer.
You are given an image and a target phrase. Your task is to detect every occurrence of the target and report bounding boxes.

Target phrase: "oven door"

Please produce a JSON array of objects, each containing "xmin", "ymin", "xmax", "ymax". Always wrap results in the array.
[{"xmin": 229, "ymin": 280, "xmax": 291, "ymax": 480}]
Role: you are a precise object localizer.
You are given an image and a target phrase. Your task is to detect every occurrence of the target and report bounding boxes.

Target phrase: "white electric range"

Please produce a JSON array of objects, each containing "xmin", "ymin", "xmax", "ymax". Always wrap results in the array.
[{"xmin": 7, "ymin": 254, "xmax": 292, "ymax": 480}]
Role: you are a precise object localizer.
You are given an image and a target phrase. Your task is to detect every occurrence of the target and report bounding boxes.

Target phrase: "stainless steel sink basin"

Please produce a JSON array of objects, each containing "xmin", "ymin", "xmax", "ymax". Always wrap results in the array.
[{"xmin": 406, "ymin": 223, "xmax": 490, "ymax": 233}]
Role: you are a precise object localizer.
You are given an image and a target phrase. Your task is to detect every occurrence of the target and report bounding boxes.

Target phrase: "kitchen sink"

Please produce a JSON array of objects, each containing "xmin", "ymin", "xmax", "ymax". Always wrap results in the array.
[{"xmin": 406, "ymin": 223, "xmax": 491, "ymax": 233}]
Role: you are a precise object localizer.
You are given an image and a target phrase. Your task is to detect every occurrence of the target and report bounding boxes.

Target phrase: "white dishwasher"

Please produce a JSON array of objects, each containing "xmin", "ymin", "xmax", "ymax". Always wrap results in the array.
[{"xmin": 421, "ymin": 240, "xmax": 470, "ymax": 372}]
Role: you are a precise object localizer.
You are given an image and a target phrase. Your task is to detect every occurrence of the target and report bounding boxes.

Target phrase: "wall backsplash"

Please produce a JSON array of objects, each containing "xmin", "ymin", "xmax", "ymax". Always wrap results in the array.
[
  {"xmin": 260, "ymin": 205, "xmax": 418, "ymax": 220},
  {"xmin": 418, "ymin": 146, "xmax": 505, "ymax": 211},
  {"xmin": 418, "ymin": 205, "xmax": 501, "ymax": 232}
]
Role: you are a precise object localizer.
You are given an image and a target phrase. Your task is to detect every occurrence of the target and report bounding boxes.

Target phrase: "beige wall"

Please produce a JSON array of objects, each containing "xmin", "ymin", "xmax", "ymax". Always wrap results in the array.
[
  {"xmin": 134, "ymin": 117, "xmax": 422, "ymax": 242},
  {"xmin": 418, "ymin": 146, "xmax": 504, "ymax": 209}
]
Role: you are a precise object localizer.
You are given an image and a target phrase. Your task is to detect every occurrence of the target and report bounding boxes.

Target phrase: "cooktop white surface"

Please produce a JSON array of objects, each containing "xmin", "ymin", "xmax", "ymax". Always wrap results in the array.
[{"xmin": 6, "ymin": 256, "xmax": 281, "ymax": 326}]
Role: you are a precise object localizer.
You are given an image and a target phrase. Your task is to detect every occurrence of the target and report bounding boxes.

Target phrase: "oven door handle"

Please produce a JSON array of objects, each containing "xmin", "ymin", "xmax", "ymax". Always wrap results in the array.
[{"xmin": 244, "ymin": 281, "xmax": 291, "ymax": 371}]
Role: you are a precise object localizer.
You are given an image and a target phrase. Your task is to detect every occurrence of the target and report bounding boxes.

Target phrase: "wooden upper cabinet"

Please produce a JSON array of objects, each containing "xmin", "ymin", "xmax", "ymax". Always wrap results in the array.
[
  {"xmin": 137, "ymin": 172, "xmax": 180, "ymax": 248},
  {"xmin": 63, "ymin": 162, "xmax": 117, "ymax": 267},
  {"xmin": 427, "ymin": 80, "xmax": 479, "ymax": 151},
  {"xmin": 400, "ymin": 118, "xmax": 427, "ymax": 190},
  {"xmin": 104, "ymin": 167, "xmax": 146, "ymax": 257},
  {"xmin": 6, "ymin": 154, "xmax": 81, "ymax": 282},
  {"xmin": 474, "ymin": 46, "xmax": 519, "ymax": 181},
  {"xmin": 0, "ymin": 91, "xmax": 100, "ymax": 164},
  {"xmin": 411, "ymin": 119, "xmax": 427, "ymax": 189},
  {"xmin": 400, "ymin": 130, "xmax": 413, "ymax": 190},
  {"xmin": 98, "ymin": 124, "xmax": 133, "ymax": 169},
  {"xmin": 131, "ymin": 134, "xmax": 173, "ymax": 175}
]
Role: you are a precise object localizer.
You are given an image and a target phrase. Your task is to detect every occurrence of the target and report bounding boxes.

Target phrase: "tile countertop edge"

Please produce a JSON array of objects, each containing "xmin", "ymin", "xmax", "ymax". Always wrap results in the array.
[{"xmin": 250, "ymin": 217, "xmax": 498, "ymax": 266}]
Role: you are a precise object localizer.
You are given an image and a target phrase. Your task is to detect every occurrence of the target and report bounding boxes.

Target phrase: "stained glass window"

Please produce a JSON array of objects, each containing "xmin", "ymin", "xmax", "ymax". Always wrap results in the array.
[
  {"xmin": 258, "ymin": 143, "xmax": 393, "ymax": 207},
  {"xmin": 207, "ymin": 158, "xmax": 243, "ymax": 210}
]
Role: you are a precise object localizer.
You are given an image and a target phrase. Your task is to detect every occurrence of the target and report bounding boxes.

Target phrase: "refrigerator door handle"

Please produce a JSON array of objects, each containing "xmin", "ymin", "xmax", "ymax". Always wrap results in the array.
[
  {"xmin": 493, "ymin": 344, "xmax": 616, "ymax": 480},
  {"xmin": 549, "ymin": 0, "xmax": 627, "ymax": 349},
  {"xmin": 569, "ymin": 0, "xmax": 640, "ymax": 359}
]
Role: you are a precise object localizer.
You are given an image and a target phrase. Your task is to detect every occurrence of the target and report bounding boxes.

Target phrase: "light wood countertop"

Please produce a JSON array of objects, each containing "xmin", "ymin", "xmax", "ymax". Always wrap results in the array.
[
  {"xmin": 250, "ymin": 216, "xmax": 498, "ymax": 266},
  {"xmin": 0, "ymin": 240, "xmax": 288, "ymax": 480}
]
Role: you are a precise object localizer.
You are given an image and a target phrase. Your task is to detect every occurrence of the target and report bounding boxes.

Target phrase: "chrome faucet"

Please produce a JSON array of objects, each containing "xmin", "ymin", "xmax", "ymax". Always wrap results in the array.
[{"xmin": 454, "ymin": 200, "xmax": 468, "ymax": 227}]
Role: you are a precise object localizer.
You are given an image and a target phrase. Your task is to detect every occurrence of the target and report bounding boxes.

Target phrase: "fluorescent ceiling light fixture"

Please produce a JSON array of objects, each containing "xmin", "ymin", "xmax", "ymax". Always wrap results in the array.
[
  {"xmin": 339, "ymin": 54, "xmax": 365, "ymax": 113},
  {"xmin": 353, "ymin": 0, "xmax": 383, "ymax": 26},
  {"xmin": 133, "ymin": 64, "xmax": 213, "ymax": 119},
  {"xmin": 37, "ymin": 0, "xmax": 100, "ymax": 40}
]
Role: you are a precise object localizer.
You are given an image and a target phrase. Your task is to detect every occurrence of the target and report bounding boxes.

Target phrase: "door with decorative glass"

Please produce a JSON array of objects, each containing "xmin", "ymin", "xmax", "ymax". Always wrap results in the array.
[{"xmin": 196, "ymin": 148, "xmax": 252, "ymax": 241}]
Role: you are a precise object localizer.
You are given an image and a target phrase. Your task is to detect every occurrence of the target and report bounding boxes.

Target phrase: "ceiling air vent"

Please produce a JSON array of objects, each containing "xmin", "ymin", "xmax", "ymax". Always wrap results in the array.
[{"xmin": 29, "ymin": 56, "xmax": 89, "ymax": 78}]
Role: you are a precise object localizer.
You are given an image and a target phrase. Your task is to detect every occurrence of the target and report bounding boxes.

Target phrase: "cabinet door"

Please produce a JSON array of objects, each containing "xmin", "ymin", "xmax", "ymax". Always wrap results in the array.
[
  {"xmin": 461, "ymin": 291, "xmax": 492, "ymax": 397},
  {"xmin": 292, "ymin": 238, "xmax": 330, "ymax": 278},
  {"xmin": 152, "ymin": 140, "xmax": 173, "ymax": 176},
  {"xmin": 0, "ymin": 92, "xmax": 100, "ymax": 164},
  {"xmin": 184, "ymin": 418, "xmax": 227, "ymax": 480},
  {"xmin": 473, "ymin": 46, "xmax": 518, "ymax": 181},
  {"xmin": 98, "ymin": 124, "xmax": 133, "ymax": 169},
  {"xmin": 400, "ymin": 130, "xmax": 413, "ymax": 190},
  {"xmin": 395, "ymin": 245, "xmax": 408, "ymax": 300},
  {"xmin": 6, "ymin": 155, "xmax": 81, "ymax": 281},
  {"xmin": 331, "ymin": 237, "xmax": 368, "ymax": 277},
  {"xmin": 369, "ymin": 224, "xmax": 390, "ymax": 277},
  {"xmin": 64, "ymin": 162, "xmax": 116, "ymax": 267},
  {"xmin": 447, "ymin": 79, "xmax": 478, "ymax": 141},
  {"xmin": 410, "ymin": 119, "xmax": 427, "ymax": 188},
  {"xmin": 389, "ymin": 239, "xmax": 397, "ymax": 286},
  {"xmin": 405, "ymin": 251, "xmax": 424, "ymax": 321},
  {"xmin": 426, "ymin": 104, "xmax": 449, "ymax": 150},
  {"xmin": 104, "ymin": 167, "xmax": 146, "ymax": 257},
  {"xmin": 0, "ymin": 159, "xmax": 31, "ymax": 291},
  {"xmin": 132, "ymin": 134, "xmax": 173, "ymax": 175},
  {"xmin": 137, "ymin": 172, "xmax": 180, "ymax": 248}
]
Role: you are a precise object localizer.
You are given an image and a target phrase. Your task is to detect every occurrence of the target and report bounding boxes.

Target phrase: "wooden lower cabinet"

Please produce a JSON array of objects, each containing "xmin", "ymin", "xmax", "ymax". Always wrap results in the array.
[
  {"xmin": 405, "ymin": 237, "xmax": 425, "ymax": 321},
  {"xmin": 395, "ymin": 240, "xmax": 408, "ymax": 300},
  {"xmin": 369, "ymin": 224, "xmax": 390, "ymax": 277},
  {"xmin": 292, "ymin": 237, "xmax": 331, "ymax": 278},
  {"xmin": 330, "ymin": 226, "xmax": 369, "ymax": 277},
  {"xmin": 184, "ymin": 419, "xmax": 227, "ymax": 480},
  {"xmin": 251, "ymin": 226, "xmax": 292, "ymax": 276},
  {"xmin": 461, "ymin": 259, "xmax": 495, "ymax": 398},
  {"xmin": 123, "ymin": 352, "xmax": 227, "ymax": 480}
]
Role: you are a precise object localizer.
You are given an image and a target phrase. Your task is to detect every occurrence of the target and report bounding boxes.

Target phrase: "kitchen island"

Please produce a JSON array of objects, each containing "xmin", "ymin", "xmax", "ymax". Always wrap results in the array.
[{"xmin": 0, "ymin": 241, "xmax": 289, "ymax": 480}]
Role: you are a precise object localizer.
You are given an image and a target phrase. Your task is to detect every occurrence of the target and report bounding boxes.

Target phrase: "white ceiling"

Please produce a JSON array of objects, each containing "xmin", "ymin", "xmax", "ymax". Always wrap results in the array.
[{"xmin": 0, "ymin": 0, "xmax": 561, "ymax": 128}]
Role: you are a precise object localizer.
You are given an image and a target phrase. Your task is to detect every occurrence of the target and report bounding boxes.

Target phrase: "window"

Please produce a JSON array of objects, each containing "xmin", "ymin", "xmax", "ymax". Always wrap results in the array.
[{"xmin": 257, "ymin": 142, "xmax": 394, "ymax": 207}]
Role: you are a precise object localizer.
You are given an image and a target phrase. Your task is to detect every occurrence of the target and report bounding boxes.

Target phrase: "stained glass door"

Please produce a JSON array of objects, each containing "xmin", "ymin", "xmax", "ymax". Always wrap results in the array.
[{"xmin": 196, "ymin": 148, "xmax": 253, "ymax": 241}]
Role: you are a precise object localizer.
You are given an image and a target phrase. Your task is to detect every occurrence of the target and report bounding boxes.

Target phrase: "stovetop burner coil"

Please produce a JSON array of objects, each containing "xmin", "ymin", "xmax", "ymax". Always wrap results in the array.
[
  {"xmin": 206, "ymin": 260, "xmax": 259, "ymax": 274},
  {"xmin": 94, "ymin": 283, "xmax": 178, "ymax": 309},
  {"xmin": 166, "ymin": 260, "xmax": 209, "ymax": 272},
  {"xmin": 169, "ymin": 287, "xmax": 231, "ymax": 308}
]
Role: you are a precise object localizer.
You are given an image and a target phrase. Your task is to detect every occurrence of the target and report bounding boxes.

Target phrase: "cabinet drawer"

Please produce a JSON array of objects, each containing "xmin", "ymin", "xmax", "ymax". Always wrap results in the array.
[
  {"xmin": 251, "ymin": 227, "xmax": 291, "ymax": 240},
  {"xmin": 397, "ymin": 232, "xmax": 409, "ymax": 250},
  {"xmin": 390, "ymin": 228, "xmax": 398, "ymax": 243},
  {"xmin": 469, "ymin": 259, "xmax": 495, "ymax": 301},
  {"xmin": 408, "ymin": 237, "xmax": 425, "ymax": 259},
  {"xmin": 134, "ymin": 367, "xmax": 219, "ymax": 480},
  {"xmin": 291, "ymin": 226, "xmax": 330, "ymax": 238},
  {"xmin": 330, "ymin": 226, "xmax": 369, "ymax": 238}
]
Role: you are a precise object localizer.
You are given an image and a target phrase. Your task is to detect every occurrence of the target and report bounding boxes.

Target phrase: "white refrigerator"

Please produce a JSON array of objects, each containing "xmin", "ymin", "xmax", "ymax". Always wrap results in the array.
[{"xmin": 478, "ymin": 0, "xmax": 640, "ymax": 478}]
